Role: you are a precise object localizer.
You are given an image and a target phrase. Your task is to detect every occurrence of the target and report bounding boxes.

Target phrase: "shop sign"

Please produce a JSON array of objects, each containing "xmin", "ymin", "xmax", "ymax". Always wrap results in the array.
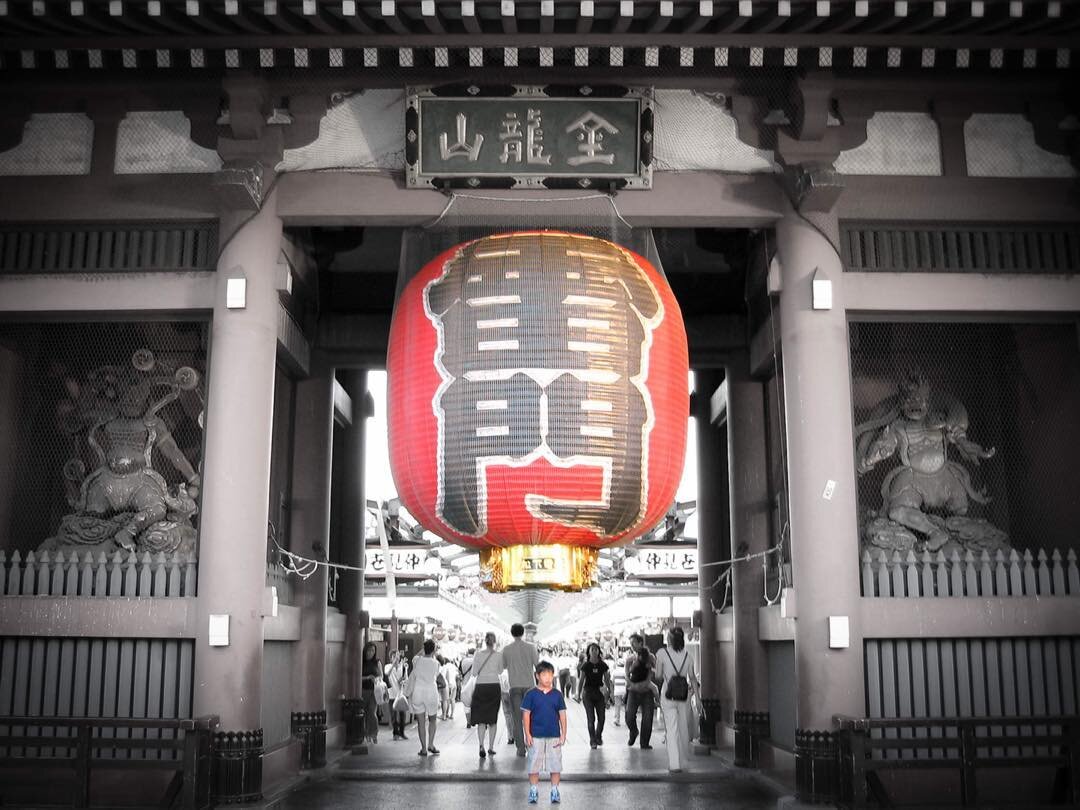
[
  {"xmin": 629, "ymin": 545, "xmax": 699, "ymax": 578},
  {"xmin": 406, "ymin": 86, "xmax": 653, "ymax": 189},
  {"xmin": 365, "ymin": 549, "xmax": 437, "ymax": 578}
]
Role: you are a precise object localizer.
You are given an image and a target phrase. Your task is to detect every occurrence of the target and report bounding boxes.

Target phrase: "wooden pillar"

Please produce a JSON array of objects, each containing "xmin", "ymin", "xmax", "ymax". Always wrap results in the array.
[
  {"xmin": 774, "ymin": 207, "xmax": 864, "ymax": 732},
  {"xmin": 337, "ymin": 369, "xmax": 367, "ymax": 699},
  {"xmin": 726, "ymin": 352, "xmax": 771, "ymax": 718},
  {"xmin": 193, "ymin": 192, "xmax": 282, "ymax": 731},
  {"xmin": 695, "ymin": 368, "xmax": 731, "ymax": 707},
  {"xmin": 289, "ymin": 358, "xmax": 335, "ymax": 714}
]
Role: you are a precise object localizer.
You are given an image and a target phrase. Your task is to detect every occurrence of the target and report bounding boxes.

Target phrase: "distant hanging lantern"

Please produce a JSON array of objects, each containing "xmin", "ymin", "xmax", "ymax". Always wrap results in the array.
[{"xmin": 387, "ymin": 232, "xmax": 688, "ymax": 592}]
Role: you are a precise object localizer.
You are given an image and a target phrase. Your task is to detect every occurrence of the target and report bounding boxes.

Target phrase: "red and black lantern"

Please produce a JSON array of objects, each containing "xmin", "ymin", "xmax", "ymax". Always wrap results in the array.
[{"xmin": 387, "ymin": 231, "xmax": 688, "ymax": 591}]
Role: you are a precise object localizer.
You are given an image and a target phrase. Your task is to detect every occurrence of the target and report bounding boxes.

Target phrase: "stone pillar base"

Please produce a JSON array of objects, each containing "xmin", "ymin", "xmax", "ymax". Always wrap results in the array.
[
  {"xmin": 734, "ymin": 710, "xmax": 770, "ymax": 767},
  {"xmin": 698, "ymin": 697, "xmax": 724, "ymax": 746},
  {"xmin": 290, "ymin": 710, "xmax": 327, "ymax": 769},
  {"xmin": 212, "ymin": 728, "xmax": 263, "ymax": 804},
  {"xmin": 342, "ymin": 698, "xmax": 364, "ymax": 747},
  {"xmin": 794, "ymin": 728, "xmax": 839, "ymax": 805}
]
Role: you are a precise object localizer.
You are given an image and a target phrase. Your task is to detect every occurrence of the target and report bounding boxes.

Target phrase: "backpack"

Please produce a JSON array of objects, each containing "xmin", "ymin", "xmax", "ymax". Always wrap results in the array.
[{"xmin": 663, "ymin": 648, "xmax": 689, "ymax": 702}]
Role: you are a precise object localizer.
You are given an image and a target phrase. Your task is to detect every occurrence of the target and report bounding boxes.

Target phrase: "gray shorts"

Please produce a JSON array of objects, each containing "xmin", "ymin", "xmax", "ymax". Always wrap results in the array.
[{"xmin": 526, "ymin": 737, "xmax": 563, "ymax": 775}]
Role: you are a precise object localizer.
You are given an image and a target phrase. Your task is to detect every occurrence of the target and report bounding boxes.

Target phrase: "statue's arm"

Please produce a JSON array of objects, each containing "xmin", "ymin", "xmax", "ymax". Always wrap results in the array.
[
  {"xmin": 148, "ymin": 416, "xmax": 200, "ymax": 488},
  {"xmin": 947, "ymin": 427, "xmax": 996, "ymax": 465},
  {"xmin": 857, "ymin": 425, "xmax": 898, "ymax": 474}
]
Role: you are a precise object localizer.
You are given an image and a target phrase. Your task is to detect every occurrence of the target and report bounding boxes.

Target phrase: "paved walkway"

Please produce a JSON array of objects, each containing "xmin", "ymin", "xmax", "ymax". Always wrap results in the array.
[
  {"xmin": 273, "ymin": 778, "xmax": 783, "ymax": 810},
  {"xmin": 261, "ymin": 699, "xmax": 792, "ymax": 810},
  {"xmin": 338, "ymin": 694, "xmax": 721, "ymax": 781}
]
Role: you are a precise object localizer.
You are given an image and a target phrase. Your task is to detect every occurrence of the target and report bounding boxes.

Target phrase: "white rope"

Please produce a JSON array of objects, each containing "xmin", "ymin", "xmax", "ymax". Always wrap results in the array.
[{"xmin": 267, "ymin": 522, "xmax": 365, "ymax": 577}]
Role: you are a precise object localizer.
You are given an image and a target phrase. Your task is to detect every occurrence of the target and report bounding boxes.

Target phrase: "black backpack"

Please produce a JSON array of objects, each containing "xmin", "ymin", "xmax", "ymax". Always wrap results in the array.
[{"xmin": 663, "ymin": 648, "xmax": 689, "ymax": 702}]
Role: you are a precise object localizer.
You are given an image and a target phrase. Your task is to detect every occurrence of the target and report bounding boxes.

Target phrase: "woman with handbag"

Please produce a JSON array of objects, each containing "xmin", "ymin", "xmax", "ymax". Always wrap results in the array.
[
  {"xmin": 387, "ymin": 651, "xmax": 411, "ymax": 741},
  {"xmin": 360, "ymin": 642, "xmax": 384, "ymax": 745},
  {"xmin": 654, "ymin": 627, "xmax": 699, "ymax": 773},
  {"xmin": 469, "ymin": 631, "xmax": 504, "ymax": 759}
]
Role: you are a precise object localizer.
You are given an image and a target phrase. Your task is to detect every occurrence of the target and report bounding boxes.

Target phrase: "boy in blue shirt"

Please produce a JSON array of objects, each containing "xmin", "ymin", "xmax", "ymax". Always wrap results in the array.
[{"xmin": 521, "ymin": 660, "xmax": 567, "ymax": 804}]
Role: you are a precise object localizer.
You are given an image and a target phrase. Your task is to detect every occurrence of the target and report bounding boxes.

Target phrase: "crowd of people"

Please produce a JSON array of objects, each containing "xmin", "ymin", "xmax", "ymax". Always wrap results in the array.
[{"xmin": 361, "ymin": 623, "xmax": 701, "ymax": 802}]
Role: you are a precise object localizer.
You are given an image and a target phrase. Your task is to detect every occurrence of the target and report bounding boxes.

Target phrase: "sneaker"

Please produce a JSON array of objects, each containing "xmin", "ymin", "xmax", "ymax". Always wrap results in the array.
[
  {"xmin": 550, "ymin": 787, "xmax": 561, "ymax": 804},
  {"xmin": 528, "ymin": 785, "xmax": 539, "ymax": 804}
]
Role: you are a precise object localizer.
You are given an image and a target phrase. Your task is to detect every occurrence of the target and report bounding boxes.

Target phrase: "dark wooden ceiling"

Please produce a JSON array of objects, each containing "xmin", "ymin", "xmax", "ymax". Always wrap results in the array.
[{"xmin": 1, "ymin": 0, "xmax": 1076, "ymax": 48}]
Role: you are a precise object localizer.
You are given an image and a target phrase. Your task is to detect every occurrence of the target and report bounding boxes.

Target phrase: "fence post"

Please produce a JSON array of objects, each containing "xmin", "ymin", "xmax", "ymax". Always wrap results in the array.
[
  {"xmin": 960, "ymin": 722, "xmax": 977, "ymax": 806},
  {"xmin": 1051, "ymin": 550, "xmax": 1066, "ymax": 595},
  {"xmin": 1067, "ymin": 718, "xmax": 1080, "ymax": 806},
  {"xmin": 846, "ymin": 723, "xmax": 869, "ymax": 810},
  {"xmin": 6, "ymin": 550, "xmax": 21, "ymax": 595},
  {"xmin": 182, "ymin": 722, "xmax": 199, "ymax": 810},
  {"xmin": 861, "ymin": 550, "xmax": 874, "ymax": 597},
  {"xmin": 1037, "ymin": 550, "xmax": 1052, "ymax": 596},
  {"xmin": 74, "ymin": 723, "xmax": 92, "ymax": 808}
]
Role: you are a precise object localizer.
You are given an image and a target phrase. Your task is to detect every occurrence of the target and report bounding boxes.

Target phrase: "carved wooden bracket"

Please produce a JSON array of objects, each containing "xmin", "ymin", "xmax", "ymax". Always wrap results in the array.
[
  {"xmin": 222, "ymin": 77, "xmax": 273, "ymax": 142},
  {"xmin": 213, "ymin": 124, "xmax": 285, "ymax": 212},
  {"xmin": 282, "ymin": 93, "xmax": 329, "ymax": 150},
  {"xmin": 0, "ymin": 97, "xmax": 32, "ymax": 153},
  {"xmin": 788, "ymin": 77, "xmax": 834, "ymax": 143},
  {"xmin": 1026, "ymin": 98, "xmax": 1080, "ymax": 172}
]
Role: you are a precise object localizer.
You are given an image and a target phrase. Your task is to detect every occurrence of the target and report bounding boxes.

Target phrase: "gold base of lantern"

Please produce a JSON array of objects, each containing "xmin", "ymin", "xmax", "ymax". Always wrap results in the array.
[{"xmin": 479, "ymin": 545, "xmax": 599, "ymax": 593}]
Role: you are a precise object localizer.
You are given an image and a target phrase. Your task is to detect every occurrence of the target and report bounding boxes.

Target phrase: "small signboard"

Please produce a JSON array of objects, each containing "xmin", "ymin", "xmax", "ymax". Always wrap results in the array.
[
  {"xmin": 406, "ymin": 86, "xmax": 653, "ymax": 190},
  {"xmin": 627, "ymin": 545, "xmax": 699, "ymax": 579},
  {"xmin": 365, "ymin": 548, "xmax": 440, "ymax": 578}
]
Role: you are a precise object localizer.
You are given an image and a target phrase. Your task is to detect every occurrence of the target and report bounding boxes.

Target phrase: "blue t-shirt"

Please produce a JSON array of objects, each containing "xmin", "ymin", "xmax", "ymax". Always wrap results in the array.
[{"xmin": 521, "ymin": 686, "xmax": 566, "ymax": 738}]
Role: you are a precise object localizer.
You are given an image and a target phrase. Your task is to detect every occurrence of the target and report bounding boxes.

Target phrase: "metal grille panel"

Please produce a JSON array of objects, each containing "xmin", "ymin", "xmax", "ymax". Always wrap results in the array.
[
  {"xmin": 841, "ymin": 223, "xmax": 1080, "ymax": 274},
  {"xmin": 0, "ymin": 223, "xmax": 217, "ymax": 275}
]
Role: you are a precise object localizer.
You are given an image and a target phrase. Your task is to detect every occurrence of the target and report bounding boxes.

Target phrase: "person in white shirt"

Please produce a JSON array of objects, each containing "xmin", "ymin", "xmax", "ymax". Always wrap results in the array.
[
  {"xmin": 440, "ymin": 657, "xmax": 459, "ymax": 720},
  {"xmin": 654, "ymin": 627, "xmax": 700, "ymax": 773},
  {"xmin": 500, "ymin": 623, "xmax": 539, "ymax": 757},
  {"xmin": 406, "ymin": 639, "xmax": 443, "ymax": 757}
]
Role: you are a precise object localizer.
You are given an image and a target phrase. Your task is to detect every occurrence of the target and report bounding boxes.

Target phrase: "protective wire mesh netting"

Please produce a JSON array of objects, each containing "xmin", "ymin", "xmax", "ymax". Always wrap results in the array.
[
  {"xmin": 0, "ymin": 321, "xmax": 208, "ymax": 557},
  {"xmin": 849, "ymin": 321, "xmax": 1080, "ymax": 560}
]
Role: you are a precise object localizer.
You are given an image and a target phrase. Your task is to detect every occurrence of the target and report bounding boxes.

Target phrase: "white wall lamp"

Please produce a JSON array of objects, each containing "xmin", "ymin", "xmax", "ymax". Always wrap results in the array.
[
  {"xmin": 226, "ymin": 275, "xmax": 247, "ymax": 309},
  {"xmin": 812, "ymin": 267, "xmax": 833, "ymax": 310}
]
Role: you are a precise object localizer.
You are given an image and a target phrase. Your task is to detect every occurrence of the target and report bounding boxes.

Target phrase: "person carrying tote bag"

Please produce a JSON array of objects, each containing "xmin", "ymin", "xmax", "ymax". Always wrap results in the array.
[{"xmin": 469, "ymin": 632, "xmax": 505, "ymax": 758}]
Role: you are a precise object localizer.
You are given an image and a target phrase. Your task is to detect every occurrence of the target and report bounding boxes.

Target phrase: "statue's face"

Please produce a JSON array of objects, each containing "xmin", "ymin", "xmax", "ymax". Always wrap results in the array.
[{"xmin": 901, "ymin": 383, "xmax": 930, "ymax": 420}]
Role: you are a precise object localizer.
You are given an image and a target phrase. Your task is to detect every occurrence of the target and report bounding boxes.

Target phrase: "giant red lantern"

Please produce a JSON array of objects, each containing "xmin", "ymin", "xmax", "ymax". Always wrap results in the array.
[{"xmin": 387, "ymin": 231, "xmax": 688, "ymax": 592}]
